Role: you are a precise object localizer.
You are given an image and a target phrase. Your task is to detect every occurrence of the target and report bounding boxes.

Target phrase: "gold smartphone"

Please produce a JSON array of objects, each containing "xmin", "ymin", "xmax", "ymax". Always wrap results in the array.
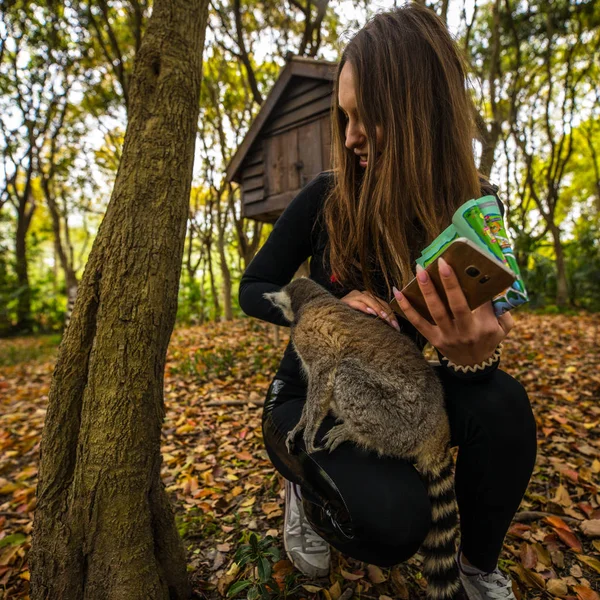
[{"xmin": 389, "ymin": 238, "xmax": 516, "ymax": 325}]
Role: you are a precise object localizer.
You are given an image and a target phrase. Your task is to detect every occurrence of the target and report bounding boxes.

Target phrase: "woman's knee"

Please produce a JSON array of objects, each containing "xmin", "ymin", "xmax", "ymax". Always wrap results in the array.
[
  {"xmin": 493, "ymin": 370, "xmax": 536, "ymax": 431},
  {"xmin": 471, "ymin": 369, "xmax": 537, "ymax": 461},
  {"xmin": 350, "ymin": 483, "xmax": 432, "ymax": 559}
]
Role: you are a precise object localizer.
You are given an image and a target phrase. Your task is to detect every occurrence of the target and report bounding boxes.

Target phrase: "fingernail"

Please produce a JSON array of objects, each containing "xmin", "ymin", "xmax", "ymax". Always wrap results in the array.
[
  {"xmin": 438, "ymin": 256, "xmax": 451, "ymax": 277},
  {"xmin": 392, "ymin": 320, "xmax": 400, "ymax": 331},
  {"xmin": 416, "ymin": 264, "xmax": 428, "ymax": 283},
  {"xmin": 380, "ymin": 311, "xmax": 387, "ymax": 318},
  {"xmin": 366, "ymin": 307, "xmax": 377, "ymax": 315}
]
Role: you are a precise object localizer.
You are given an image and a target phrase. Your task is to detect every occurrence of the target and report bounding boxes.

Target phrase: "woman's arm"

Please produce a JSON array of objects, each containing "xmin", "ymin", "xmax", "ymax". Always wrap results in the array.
[{"xmin": 238, "ymin": 172, "xmax": 331, "ymax": 327}]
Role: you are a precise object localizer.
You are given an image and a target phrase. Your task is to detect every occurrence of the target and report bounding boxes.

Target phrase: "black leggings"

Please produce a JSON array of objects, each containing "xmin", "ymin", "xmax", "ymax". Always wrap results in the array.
[{"xmin": 261, "ymin": 366, "xmax": 537, "ymax": 573}]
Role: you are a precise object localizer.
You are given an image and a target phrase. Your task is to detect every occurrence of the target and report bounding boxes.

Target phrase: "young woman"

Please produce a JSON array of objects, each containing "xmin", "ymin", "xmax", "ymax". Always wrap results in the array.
[{"xmin": 238, "ymin": 5, "xmax": 537, "ymax": 599}]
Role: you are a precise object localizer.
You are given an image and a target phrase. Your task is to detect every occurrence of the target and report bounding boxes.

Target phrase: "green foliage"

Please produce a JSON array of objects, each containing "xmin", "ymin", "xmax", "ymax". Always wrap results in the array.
[
  {"xmin": 565, "ymin": 214, "xmax": 600, "ymax": 311},
  {"xmin": 1, "ymin": 0, "xmax": 599, "ymax": 338},
  {"xmin": 228, "ymin": 532, "xmax": 301, "ymax": 600},
  {"xmin": 176, "ymin": 274, "xmax": 210, "ymax": 326},
  {"xmin": 176, "ymin": 507, "xmax": 220, "ymax": 540},
  {"xmin": 0, "ymin": 334, "xmax": 61, "ymax": 367}
]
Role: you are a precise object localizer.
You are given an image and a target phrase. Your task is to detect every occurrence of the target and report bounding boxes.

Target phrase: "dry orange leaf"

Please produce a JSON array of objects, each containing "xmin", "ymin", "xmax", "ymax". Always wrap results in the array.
[
  {"xmin": 236, "ymin": 451, "xmax": 254, "ymax": 461},
  {"xmin": 555, "ymin": 528, "xmax": 583, "ymax": 552},
  {"xmin": 261, "ymin": 502, "xmax": 281, "ymax": 515},
  {"xmin": 574, "ymin": 585, "xmax": 600, "ymax": 600},
  {"xmin": 272, "ymin": 560, "xmax": 294, "ymax": 591},
  {"xmin": 545, "ymin": 515, "xmax": 572, "ymax": 532}
]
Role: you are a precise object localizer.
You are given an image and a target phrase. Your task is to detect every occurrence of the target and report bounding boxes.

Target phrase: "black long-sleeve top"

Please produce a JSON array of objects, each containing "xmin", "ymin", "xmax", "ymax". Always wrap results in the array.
[{"xmin": 238, "ymin": 170, "xmax": 504, "ymax": 389}]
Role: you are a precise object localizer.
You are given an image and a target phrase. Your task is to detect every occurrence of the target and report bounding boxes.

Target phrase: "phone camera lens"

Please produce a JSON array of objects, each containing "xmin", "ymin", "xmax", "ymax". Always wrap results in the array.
[{"xmin": 465, "ymin": 266, "xmax": 481, "ymax": 277}]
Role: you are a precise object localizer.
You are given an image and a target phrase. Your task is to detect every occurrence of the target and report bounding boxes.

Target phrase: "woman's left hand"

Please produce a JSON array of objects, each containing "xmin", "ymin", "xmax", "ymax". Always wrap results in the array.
[{"xmin": 392, "ymin": 256, "xmax": 514, "ymax": 366}]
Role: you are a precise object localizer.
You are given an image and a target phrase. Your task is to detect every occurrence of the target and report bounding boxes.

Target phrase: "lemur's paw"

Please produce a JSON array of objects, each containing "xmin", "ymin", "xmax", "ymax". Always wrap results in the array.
[
  {"xmin": 285, "ymin": 430, "xmax": 298, "ymax": 453},
  {"xmin": 304, "ymin": 434, "xmax": 324, "ymax": 454},
  {"xmin": 322, "ymin": 424, "xmax": 352, "ymax": 453}
]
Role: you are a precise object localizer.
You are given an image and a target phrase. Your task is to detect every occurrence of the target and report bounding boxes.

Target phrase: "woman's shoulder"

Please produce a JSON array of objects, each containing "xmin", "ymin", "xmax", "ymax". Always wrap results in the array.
[
  {"xmin": 478, "ymin": 175, "xmax": 505, "ymax": 217},
  {"xmin": 478, "ymin": 174, "xmax": 499, "ymax": 195},
  {"xmin": 313, "ymin": 169, "xmax": 336, "ymax": 191}
]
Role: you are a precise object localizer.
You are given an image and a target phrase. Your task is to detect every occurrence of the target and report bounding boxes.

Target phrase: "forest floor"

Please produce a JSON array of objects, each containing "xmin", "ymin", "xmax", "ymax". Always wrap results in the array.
[{"xmin": 0, "ymin": 311, "xmax": 599, "ymax": 600}]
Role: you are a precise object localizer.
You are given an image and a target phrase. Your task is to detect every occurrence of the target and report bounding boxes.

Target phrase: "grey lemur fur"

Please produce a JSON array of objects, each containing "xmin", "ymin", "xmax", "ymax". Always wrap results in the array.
[{"xmin": 264, "ymin": 276, "xmax": 460, "ymax": 600}]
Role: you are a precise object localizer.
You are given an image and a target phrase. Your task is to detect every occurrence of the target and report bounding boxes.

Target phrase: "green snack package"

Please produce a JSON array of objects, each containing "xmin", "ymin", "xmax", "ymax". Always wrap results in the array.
[{"xmin": 414, "ymin": 195, "xmax": 529, "ymax": 317}]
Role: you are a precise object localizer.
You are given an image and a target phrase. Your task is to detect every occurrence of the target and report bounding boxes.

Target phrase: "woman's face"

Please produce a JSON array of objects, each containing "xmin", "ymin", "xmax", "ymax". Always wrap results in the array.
[{"xmin": 338, "ymin": 61, "xmax": 383, "ymax": 170}]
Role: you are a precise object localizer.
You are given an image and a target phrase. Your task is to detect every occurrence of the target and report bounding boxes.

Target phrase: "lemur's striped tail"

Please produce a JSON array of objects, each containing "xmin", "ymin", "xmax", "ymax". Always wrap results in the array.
[{"xmin": 420, "ymin": 450, "xmax": 461, "ymax": 600}]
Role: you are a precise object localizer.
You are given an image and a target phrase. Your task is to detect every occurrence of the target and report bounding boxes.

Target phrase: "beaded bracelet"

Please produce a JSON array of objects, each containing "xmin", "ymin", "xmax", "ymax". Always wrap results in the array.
[{"xmin": 438, "ymin": 343, "xmax": 503, "ymax": 374}]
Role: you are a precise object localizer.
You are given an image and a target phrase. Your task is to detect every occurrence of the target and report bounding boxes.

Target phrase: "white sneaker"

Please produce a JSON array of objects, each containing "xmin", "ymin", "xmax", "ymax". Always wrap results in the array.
[
  {"xmin": 283, "ymin": 478, "xmax": 331, "ymax": 578},
  {"xmin": 457, "ymin": 549, "xmax": 516, "ymax": 600}
]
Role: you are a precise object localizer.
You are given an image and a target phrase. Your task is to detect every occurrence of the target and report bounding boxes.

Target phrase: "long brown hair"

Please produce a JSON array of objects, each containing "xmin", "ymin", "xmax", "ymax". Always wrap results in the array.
[{"xmin": 323, "ymin": 3, "xmax": 488, "ymax": 301}]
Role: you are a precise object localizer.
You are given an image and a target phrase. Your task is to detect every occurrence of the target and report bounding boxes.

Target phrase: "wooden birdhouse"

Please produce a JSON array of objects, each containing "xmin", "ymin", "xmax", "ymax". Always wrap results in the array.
[{"xmin": 225, "ymin": 55, "xmax": 337, "ymax": 223}]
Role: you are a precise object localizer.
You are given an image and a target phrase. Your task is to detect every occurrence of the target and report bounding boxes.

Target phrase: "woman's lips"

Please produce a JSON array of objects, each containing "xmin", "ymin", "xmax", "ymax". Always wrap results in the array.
[{"xmin": 359, "ymin": 158, "xmax": 368, "ymax": 167}]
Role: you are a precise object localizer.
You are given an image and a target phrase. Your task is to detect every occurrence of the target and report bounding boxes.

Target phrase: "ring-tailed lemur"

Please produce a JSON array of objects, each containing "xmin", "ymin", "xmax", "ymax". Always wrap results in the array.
[{"xmin": 264, "ymin": 276, "xmax": 460, "ymax": 600}]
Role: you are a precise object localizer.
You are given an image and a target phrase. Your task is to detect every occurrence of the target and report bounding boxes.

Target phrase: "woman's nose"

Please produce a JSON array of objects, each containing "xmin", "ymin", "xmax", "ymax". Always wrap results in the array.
[{"xmin": 345, "ymin": 122, "xmax": 365, "ymax": 151}]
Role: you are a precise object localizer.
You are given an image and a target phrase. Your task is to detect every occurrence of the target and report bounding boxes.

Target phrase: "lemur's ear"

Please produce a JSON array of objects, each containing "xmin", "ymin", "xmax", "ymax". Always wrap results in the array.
[{"xmin": 263, "ymin": 290, "xmax": 294, "ymax": 323}]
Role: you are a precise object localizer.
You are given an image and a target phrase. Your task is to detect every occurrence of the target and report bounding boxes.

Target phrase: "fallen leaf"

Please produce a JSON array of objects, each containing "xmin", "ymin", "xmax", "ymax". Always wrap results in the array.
[
  {"xmin": 329, "ymin": 581, "xmax": 341, "ymax": 600},
  {"xmin": 508, "ymin": 523, "xmax": 532, "ymax": 539},
  {"xmin": 546, "ymin": 578, "xmax": 568, "ymax": 597},
  {"xmin": 367, "ymin": 564, "xmax": 387, "ymax": 584},
  {"xmin": 236, "ymin": 451, "xmax": 254, "ymax": 461},
  {"xmin": 555, "ymin": 528, "xmax": 583, "ymax": 552},
  {"xmin": 571, "ymin": 564, "xmax": 583, "ymax": 577},
  {"xmin": 520, "ymin": 543, "xmax": 537, "ymax": 569},
  {"xmin": 390, "ymin": 568, "xmax": 409, "ymax": 600},
  {"xmin": 340, "ymin": 568, "xmax": 364, "ymax": 581},
  {"xmin": 553, "ymin": 484, "xmax": 573, "ymax": 507},
  {"xmin": 580, "ymin": 520, "xmax": 600, "ymax": 538},
  {"xmin": 261, "ymin": 502, "xmax": 281, "ymax": 516},
  {"xmin": 545, "ymin": 516, "xmax": 573, "ymax": 532},
  {"xmin": 576, "ymin": 554, "xmax": 600, "ymax": 575},
  {"xmin": 272, "ymin": 560, "xmax": 294, "ymax": 591},
  {"xmin": 574, "ymin": 585, "xmax": 600, "ymax": 600},
  {"xmin": 533, "ymin": 542, "xmax": 551, "ymax": 567},
  {"xmin": 216, "ymin": 562, "xmax": 240, "ymax": 595},
  {"xmin": 510, "ymin": 564, "xmax": 546, "ymax": 590}
]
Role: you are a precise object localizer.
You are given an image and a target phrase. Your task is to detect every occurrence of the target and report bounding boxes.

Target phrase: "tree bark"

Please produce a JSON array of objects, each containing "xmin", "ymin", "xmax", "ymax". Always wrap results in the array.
[
  {"xmin": 549, "ymin": 221, "xmax": 569, "ymax": 307},
  {"xmin": 29, "ymin": 0, "xmax": 209, "ymax": 598},
  {"xmin": 15, "ymin": 194, "xmax": 34, "ymax": 333}
]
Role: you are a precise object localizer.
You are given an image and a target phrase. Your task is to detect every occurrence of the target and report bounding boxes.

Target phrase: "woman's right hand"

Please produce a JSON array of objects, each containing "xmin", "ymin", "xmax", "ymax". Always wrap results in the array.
[{"xmin": 340, "ymin": 290, "xmax": 400, "ymax": 331}]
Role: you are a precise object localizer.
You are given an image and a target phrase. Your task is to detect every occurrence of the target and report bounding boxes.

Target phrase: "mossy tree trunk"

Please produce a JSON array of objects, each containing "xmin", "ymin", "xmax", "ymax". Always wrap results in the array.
[{"xmin": 29, "ymin": 0, "xmax": 209, "ymax": 598}]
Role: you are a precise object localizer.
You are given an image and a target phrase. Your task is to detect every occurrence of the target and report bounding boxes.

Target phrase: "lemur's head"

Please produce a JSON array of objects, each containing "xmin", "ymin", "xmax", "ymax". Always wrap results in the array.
[{"xmin": 263, "ymin": 277, "xmax": 332, "ymax": 323}]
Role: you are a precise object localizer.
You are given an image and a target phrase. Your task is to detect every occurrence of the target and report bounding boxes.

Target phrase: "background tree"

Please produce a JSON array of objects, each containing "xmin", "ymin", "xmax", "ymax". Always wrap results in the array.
[{"xmin": 0, "ymin": 3, "xmax": 76, "ymax": 333}]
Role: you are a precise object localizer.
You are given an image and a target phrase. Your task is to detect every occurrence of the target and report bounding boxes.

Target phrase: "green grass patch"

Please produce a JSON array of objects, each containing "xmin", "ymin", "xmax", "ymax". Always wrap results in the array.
[{"xmin": 0, "ymin": 333, "xmax": 62, "ymax": 367}]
